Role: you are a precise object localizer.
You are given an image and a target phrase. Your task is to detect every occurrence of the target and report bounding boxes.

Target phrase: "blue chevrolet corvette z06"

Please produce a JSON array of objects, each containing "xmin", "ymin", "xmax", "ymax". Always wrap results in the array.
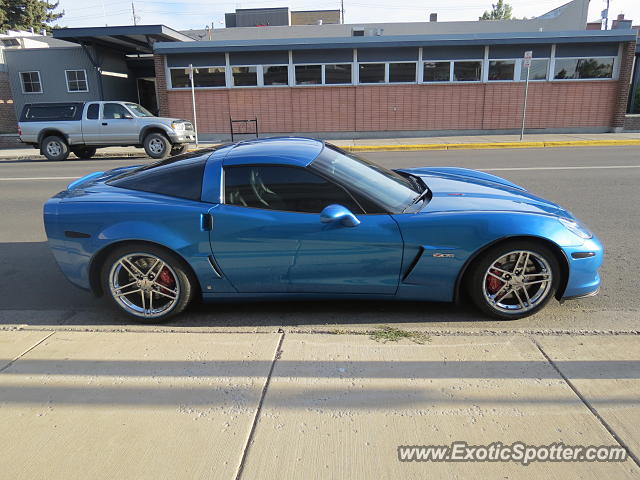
[{"xmin": 43, "ymin": 137, "xmax": 602, "ymax": 323}]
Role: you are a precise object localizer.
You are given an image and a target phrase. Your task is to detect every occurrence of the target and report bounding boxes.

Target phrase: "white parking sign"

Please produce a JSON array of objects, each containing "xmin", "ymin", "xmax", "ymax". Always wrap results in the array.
[{"xmin": 523, "ymin": 51, "xmax": 533, "ymax": 68}]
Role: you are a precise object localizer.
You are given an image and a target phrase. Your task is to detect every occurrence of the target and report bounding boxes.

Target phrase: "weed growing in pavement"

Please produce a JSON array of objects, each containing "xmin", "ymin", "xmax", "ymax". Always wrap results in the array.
[{"xmin": 369, "ymin": 325, "xmax": 431, "ymax": 344}]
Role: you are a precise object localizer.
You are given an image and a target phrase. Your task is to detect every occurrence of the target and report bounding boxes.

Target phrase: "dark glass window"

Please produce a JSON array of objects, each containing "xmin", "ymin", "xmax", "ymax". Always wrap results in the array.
[
  {"xmin": 170, "ymin": 67, "xmax": 226, "ymax": 88},
  {"xmin": 453, "ymin": 61, "xmax": 482, "ymax": 81},
  {"xmin": 66, "ymin": 70, "xmax": 88, "ymax": 92},
  {"xmin": 423, "ymin": 61, "xmax": 450, "ymax": 82},
  {"xmin": 325, "ymin": 64, "xmax": 352, "ymax": 84},
  {"xmin": 224, "ymin": 165, "xmax": 362, "ymax": 214},
  {"xmin": 20, "ymin": 71, "xmax": 42, "ymax": 93},
  {"xmin": 389, "ymin": 63, "xmax": 416, "ymax": 83},
  {"xmin": 488, "ymin": 60, "xmax": 515, "ymax": 81},
  {"xmin": 86, "ymin": 103, "xmax": 99, "ymax": 120},
  {"xmin": 359, "ymin": 63, "xmax": 385, "ymax": 83},
  {"xmin": 108, "ymin": 150, "xmax": 213, "ymax": 201},
  {"xmin": 521, "ymin": 59, "xmax": 549, "ymax": 80},
  {"xmin": 263, "ymin": 65, "xmax": 289, "ymax": 86},
  {"xmin": 295, "ymin": 65, "xmax": 321, "ymax": 85},
  {"xmin": 232, "ymin": 66, "xmax": 258, "ymax": 86},
  {"xmin": 553, "ymin": 58, "xmax": 614, "ymax": 80},
  {"xmin": 103, "ymin": 103, "xmax": 130, "ymax": 119},
  {"xmin": 24, "ymin": 104, "xmax": 78, "ymax": 120}
]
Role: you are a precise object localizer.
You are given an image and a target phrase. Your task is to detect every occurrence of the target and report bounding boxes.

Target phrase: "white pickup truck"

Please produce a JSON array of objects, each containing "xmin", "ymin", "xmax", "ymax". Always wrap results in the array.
[{"xmin": 18, "ymin": 101, "xmax": 196, "ymax": 161}]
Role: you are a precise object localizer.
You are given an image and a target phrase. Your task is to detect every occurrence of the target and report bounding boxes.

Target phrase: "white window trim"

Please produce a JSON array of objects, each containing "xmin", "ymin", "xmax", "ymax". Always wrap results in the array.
[
  {"xmin": 167, "ymin": 65, "xmax": 227, "ymax": 90},
  {"xmin": 293, "ymin": 63, "xmax": 323, "ymax": 86},
  {"xmin": 322, "ymin": 63, "xmax": 353, "ymax": 86},
  {"xmin": 421, "ymin": 60, "xmax": 453, "ymax": 84},
  {"xmin": 356, "ymin": 61, "xmax": 419, "ymax": 85},
  {"xmin": 261, "ymin": 64, "xmax": 290, "ymax": 87},
  {"xmin": 65, "ymin": 69, "xmax": 89, "ymax": 93},
  {"xmin": 550, "ymin": 55, "xmax": 618, "ymax": 82},
  {"xmin": 387, "ymin": 61, "xmax": 418, "ymax": 84},
  {"xmin": 19, "ymin": 70, "xmax": 42, "ymax": 94},
  {"xmin": 486, "ymin": 59, "xmax": 517, "ymax": 83},
  {"xmin": 229, "ymin": 65, "xmax": 260, "ymax": 88}
]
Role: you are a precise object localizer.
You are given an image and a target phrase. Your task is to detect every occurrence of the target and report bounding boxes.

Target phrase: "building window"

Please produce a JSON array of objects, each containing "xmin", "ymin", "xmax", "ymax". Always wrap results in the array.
[
  {"xmin": 232, "ymin": 66, "xmax": 258, "ymax": 86},
  {"xmin": 520, "ymin": 59, "xmax": 549, "ymax": 81},
  {"xmin": 453, "ymin": 61, "xmax": 482, "ymax": 82},
  {"xmin": 170, "ymin": 67, "xmax": 226, "ymax": 88},
  {"xmin": 295, "ymin": 65, "xmax": 322, "ymax": 85},
  {"xmin": 423, "ymin": 61, "xmax": 450, "ymax": 82},
  {"xmin": 20, "ymin": 71, "xmax": 42, "ymax": 93},
  {"xmin": 263, "ymin": 65, "xmax": 289, "ymax": 86},
  {"xmin": 389, "ymin": 62, "xmax": 416, "ymax": 83},
  {"xmin": 65, "ymin": 70, "xmax": 88, "ymax": 92},
  {"xmin": 324, "ymin": 64, "xmax": 352, "ymax": 84},
  {"xmin": 359, "ymin": 63, "xmax": 385, "ymax": 84},
  {"xmin": 553, "ymin": 57, "xmax": 615, "ymax": 80},
  {"xmin": 488, "ymin": 60, "xmax": 515, "ymax": 81}
]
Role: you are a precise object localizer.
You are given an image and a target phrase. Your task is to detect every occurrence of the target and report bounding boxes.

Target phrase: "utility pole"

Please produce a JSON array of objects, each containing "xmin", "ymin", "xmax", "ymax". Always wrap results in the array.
[
  {"xmin": 341, "ymin": 0, "xmax": 345, "ymax": 24},
  {"xmin": 604, "ymin": 0, "xmax": 610, "ymax": 30},
  {"xmin": 131, "ymin": 2, "xmax": 138, "ymax": 26}
]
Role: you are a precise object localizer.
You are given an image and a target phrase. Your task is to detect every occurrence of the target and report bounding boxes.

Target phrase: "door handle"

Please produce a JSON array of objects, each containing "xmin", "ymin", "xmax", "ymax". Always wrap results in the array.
[
  {"xmin": 201, "ymin": 213, "xmax": 213, "ymax": 231},
  {"xmin": 101, "ymin": 122, "xmax": 108, "ymax": 126}
]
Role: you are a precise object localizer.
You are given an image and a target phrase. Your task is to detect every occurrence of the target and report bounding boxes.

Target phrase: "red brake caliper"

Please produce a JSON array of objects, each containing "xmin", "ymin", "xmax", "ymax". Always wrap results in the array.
[
  {"xmin": 157, "ymin": 267, "xmax": 176, "ymax": 290},
  {"xmin": 486, "ymin": 266, "xmax": 503, "ymax": 294}
]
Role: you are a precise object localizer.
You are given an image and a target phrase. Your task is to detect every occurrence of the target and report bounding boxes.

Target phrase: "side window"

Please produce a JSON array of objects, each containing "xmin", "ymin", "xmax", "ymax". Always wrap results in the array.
[
  {"xmin": 86, "ymin": 103, "xmax": 99, "ymax": 120},
  {"xmin": 103, "ymin": 103, "xmax": 130, "ymax": 119},
  {"xmin": 224, "ymin": 165, "xmax": 363, "ymax": 214}
]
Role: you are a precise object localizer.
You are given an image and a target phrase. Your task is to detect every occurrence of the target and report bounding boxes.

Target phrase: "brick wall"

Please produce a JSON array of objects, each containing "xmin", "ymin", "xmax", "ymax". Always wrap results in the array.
[
  {"xmin": 166, "ymin": 80, "xmax": 618, "ymax": 134},
  {"xmin": 153, "ymin": 54, "xmax": 170, "ymax": 117},
  {"xmin": 625, "ymin": 114, "xmax": 640, "ymax": 131},
  {"xmin": 0, "ymin": 72, "xmax": 17, "ymax": 133},
  {"xmin": 613, "ymin": 40, "xmax": 637, "ymax": 129}
]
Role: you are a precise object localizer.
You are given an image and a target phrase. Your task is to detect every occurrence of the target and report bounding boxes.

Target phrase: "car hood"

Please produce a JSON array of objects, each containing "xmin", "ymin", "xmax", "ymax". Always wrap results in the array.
[{"xmin": 401, "ymin": 167, "xmax": 571, "ymax": 217}]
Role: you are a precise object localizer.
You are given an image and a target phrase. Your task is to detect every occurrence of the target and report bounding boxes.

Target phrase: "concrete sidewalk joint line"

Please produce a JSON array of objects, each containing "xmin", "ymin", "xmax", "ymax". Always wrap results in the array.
[
  {"xmin": 235, "ymin": 329, "xmax": 285, "ymax": 480},
  {"xmin": 531, "ymin": 337, "xmax": 640, "ymax": 469},
  {"xmin": 344, "ymin": 139, "xmax": 640, "ymax": 152},
  {"xmin": 0, "ymin": 331, "xmax": 55, "ymax": 374}
]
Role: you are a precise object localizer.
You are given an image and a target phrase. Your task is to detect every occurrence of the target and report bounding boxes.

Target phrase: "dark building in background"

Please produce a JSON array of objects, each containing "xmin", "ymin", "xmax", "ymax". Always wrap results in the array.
[{"xmin": 225, "ymin": 8, "xmax": 290, "ymax": 28}]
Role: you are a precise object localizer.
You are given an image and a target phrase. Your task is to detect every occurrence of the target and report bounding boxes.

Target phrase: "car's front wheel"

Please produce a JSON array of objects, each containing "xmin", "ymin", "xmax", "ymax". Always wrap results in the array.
[
  {"xmin": 100, "ymin": 244, "xmax": 196, "ymax": 323},
  {"xmin": 467, "ymin": 241, "xmax": 560, "ymax": 320},
  {"xmin": 143, "ymin": 132, "xmax": 171, "ymax": 159}
]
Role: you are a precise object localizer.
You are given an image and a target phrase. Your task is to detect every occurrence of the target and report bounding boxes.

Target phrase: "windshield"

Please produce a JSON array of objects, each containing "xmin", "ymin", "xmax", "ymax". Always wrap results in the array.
[
  {"xmin": 311, "ymin": 145, "xmax": 419, "ymax": 213},
  {"xmin": 125, "ymin": 103, "xmax": 154, "ymax": 117}
]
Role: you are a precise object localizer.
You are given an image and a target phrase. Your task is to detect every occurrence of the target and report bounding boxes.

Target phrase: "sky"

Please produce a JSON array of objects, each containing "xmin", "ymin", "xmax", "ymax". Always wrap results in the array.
[{"xmin": 55, "ymin": 0, "xmax": 640, "ymax": 32}]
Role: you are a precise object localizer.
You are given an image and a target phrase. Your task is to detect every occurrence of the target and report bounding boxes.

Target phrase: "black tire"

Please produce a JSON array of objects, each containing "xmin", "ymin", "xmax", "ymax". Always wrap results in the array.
[
  {"xmin": 41, "ymin": 136, "xmax": 69, "ymax": 161},
  {"xmin": 100, "ymin": 244, "xmax": 197, "ymax": 323},
  {"xmin": 71, "ymin": 146, "xmax": 97, "ymax": 159},
  {"xmin": 170, "ymin": 144, "xmax": 188, "ymax": 156},
  {"xmin": 143, "ymin": 132, "xmax": 171, "ymax": 159},
  {"xmin": 466, "ymin": 240, "xmax": 560, "ymax": 320}
]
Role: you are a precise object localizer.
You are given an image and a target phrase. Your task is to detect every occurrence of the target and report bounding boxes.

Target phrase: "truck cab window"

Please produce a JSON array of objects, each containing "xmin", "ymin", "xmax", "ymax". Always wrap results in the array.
[
  {"xmin": 86, "ymin": 103, "xmax": 99, "ymax": 120},
  {"xmin": 103, "ymin": 103, "xmax": 130, "ymax": 120}
]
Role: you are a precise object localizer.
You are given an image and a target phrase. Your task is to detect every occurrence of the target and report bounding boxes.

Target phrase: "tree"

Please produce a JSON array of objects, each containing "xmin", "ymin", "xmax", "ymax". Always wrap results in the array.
[
  {"xmin": 480, "ymin": 0, "xmax": 513, "ymax": 20},
  {"xmin": 1, "ymin": 0, "xmax": 64, "ymax": 33}
]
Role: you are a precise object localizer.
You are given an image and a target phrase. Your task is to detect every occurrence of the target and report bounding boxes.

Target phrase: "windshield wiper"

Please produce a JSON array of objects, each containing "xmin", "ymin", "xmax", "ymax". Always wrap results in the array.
[{"xmin": 402, "ymin": 186, "xmax": 431, "ymax": 213}]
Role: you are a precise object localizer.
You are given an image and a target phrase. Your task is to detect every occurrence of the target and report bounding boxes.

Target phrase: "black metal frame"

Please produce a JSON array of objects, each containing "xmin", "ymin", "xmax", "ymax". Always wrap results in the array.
[{"xmin": 229, "ymin": 117, "xmax": 259, "ymax": 142}]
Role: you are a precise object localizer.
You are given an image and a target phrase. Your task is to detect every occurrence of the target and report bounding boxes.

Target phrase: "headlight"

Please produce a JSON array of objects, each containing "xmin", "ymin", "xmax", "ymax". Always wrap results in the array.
[
  {"xmin": 559, "ymin": 217, "xmax": 592, "ymax": 239},
  {"xmin": 171, "ymin": 122, "xmax": 186, "ymax": 131}
]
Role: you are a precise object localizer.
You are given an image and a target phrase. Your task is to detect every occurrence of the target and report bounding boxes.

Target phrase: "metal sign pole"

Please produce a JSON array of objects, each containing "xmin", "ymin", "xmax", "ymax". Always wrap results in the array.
[
  {"xmin": 520, "ymin": 51, "xmax": 532, "ymax": 142},
  {"xmin": 189, "ymin": 64, "xmax": 199, "ymax": 146}
]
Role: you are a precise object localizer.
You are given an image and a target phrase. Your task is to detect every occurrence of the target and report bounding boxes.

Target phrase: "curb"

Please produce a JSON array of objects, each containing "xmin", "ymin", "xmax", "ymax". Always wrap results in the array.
[{"xmin": 342, "ymin": 139, "xmax": 640, "ymax": 152}]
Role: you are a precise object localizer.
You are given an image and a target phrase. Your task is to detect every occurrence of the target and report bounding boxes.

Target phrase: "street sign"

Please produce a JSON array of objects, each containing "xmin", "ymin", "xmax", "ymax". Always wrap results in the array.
[{"xmin": 523, "ymin": 50, "xmax": 533, "ymax": 68}]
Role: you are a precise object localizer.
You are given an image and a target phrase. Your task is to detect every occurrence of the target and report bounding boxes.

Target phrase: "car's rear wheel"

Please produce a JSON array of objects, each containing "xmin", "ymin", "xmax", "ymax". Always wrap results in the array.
[
  {"xmin": 42, "ymin": 136, "xmax": 69, "ymax": 161},
  {"xmin": 467, "ymin": 240, "xmax": 560, "ymax": 320},
  {"xmin": 71, "ymin": 146, "xmax": 97, "ymax": 159},
  {"xmin": 100, "ymin": 244, "xmax": 195, "ymax": 323},
  {"xmin": 143, "ymin": 132, "xmax": 171, "ymax": 159}
]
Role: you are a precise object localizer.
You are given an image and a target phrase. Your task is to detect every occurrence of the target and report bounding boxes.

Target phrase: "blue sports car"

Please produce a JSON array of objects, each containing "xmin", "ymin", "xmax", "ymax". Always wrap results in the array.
[{"xmin": 43, "ymin": 137, "xmax": 602, "ymax": 323}]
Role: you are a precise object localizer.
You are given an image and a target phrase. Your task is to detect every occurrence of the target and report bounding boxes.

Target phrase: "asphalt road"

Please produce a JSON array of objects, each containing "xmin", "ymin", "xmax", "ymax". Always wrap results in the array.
[{"xmin": 1, "ymin": 146, "xmax": 638, "ymax": 333}]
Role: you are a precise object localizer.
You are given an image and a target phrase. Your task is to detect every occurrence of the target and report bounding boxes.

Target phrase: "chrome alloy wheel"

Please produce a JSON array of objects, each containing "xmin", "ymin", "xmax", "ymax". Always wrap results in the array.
[
  {"xmin": 148, "ymin": 137, "xmax": 165, "ymax": 155},
  {"xmin": 482, "ymin": 250, "xmax": 553, "ymax": 314},
  {"xmin": 109, "ymin": 253, "xmax": 180, "ymax": 318},
  {"xmin": 46, "ymin": 141, "xmax": 62, "ymax": 157}
]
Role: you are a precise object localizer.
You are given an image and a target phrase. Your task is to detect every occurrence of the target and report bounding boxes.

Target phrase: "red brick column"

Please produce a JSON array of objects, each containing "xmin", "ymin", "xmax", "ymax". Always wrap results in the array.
[
  {"xmin": 0, "ymin": 72, "xmax": 18, "ymax": 133},
  {"xmin": 613, "ymin": 40, "xmax": 637, "ymax": 131},
  {"xmin": 153, "ymin": 54, "xmax": 170, "ymax": 117}
]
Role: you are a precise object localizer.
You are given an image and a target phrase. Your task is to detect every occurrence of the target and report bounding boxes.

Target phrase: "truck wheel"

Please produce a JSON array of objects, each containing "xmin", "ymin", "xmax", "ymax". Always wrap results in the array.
[
  {"xmin": 144, "ymin": 133, "xmax": 171, "ymax": 159},
  {"xmin": 170, "ymin": 144, "xmax": 188, "ymax": 156},
  {"xmin": 42, "ymin": 136, "xmax": 69, "ymax": 161},
  {"xmin": 71, "ymin": 147, "xmax": 97, "ymax": 160}
]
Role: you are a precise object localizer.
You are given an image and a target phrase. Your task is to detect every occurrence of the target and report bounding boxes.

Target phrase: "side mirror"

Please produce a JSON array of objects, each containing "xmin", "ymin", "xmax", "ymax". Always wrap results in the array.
[{"xmin": 320, "ymin": 204, "xmax": 361, "ymax": 228}]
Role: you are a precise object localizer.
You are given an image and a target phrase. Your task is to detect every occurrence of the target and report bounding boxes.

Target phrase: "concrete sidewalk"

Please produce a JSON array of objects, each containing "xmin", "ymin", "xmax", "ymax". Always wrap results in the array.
[
  {"xmin": 2, "ymin": 132, "xmax": 640, "ymax": 160},
  {"xmin": 0, "ymin": 329, "xmax": 637, "ymax": 479}
]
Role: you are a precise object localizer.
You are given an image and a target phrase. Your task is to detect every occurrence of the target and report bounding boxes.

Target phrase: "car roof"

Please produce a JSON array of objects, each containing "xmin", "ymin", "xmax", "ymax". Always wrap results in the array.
[{"xmin": 222, "ymin": 137, "xmax": 325, "ymax": 167}]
